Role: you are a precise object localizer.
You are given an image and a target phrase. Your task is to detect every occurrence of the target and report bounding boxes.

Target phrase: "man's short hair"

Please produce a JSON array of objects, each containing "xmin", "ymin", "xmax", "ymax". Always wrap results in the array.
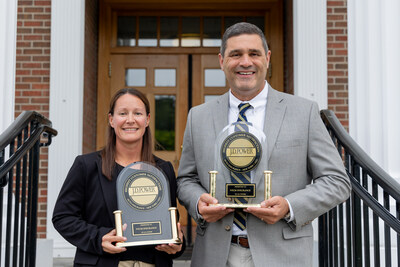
[{"xmin": 220, "ymin": 22, "xmax": 269, "ymax": 57}]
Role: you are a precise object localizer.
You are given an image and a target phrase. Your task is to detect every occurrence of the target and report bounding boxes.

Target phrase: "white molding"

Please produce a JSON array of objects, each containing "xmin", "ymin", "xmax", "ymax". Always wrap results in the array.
[
  {"xmin": 348, "ymin": 0, "xmax": 400, "ymax": 182},
  {"xmin": 0, "ymin": 0, "xmax": 17, "ymax": 132},
  {"xmin": 293, "ymin": 0, "xmax": 327, "ymax": 109},
  {"xmin": 47, "ymin": 0, "xmax": 85, "ymax": 255}
]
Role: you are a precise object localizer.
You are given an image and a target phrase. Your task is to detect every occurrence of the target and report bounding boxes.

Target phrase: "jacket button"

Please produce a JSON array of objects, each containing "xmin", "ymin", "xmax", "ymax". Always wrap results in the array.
[{"xmin": 224, "ymin": 225, "xmax": 231, "ymax": 231}]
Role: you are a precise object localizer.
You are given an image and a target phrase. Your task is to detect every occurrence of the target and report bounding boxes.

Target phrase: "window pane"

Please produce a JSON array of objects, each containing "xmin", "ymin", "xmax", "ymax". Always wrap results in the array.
[
  {"xmin": 138, "ymin": 16, "xmax": 157, "ymax": 47},
  {"xmin": 204, "ymin": 69, "xmax": 226, "ymax": 87},
  {"xmin": 125, "ymin": 69, "xmax": 146, "ymax": 87},
  {"xmin": 224, "ymin": 16, "xmax": 243, "ymax": 30},
  {"xmin": 154, "ymin": 69, "xmax": 176, "ymax": 87},
  {"xmin": 160, "ymin": 17, "xmax": 179, "ymax": 47},
  {"xmin": 117, "ymin": 16, "xmax": 136, "ymax": 46},
  {"xmin": 182, "ymin": 17, "xmax": 200, "ymax": 47},
  {"xmin": 246, "ymin": 16, "xmax": 265, "ymax": 32},
  {"xmin": 203, "ymin": 17, "xmax": 221, "ymax": 47},
  {"xmin": 155, "ymin": 95, "xmax": 175, "ymax": 151}
]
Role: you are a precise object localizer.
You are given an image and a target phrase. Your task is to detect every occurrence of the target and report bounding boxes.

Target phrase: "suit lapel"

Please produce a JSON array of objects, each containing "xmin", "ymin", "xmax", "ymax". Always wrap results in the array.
[
  {"xmin": 212, "ymin": 93, "xmax": 229, "ymax": 137},
  {"xmin": 97, "ymin": 160, "xmax": 117, "ymax": 224},
  {"xmin": 264, "ymin": 86, "xmax": 286, "ymax": 163}
]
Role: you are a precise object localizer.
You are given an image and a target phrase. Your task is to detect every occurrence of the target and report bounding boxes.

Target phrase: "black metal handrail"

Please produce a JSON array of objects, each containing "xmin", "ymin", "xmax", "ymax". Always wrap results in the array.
[
  {"xmin": 0, "ymin": 111, "xmax": 57, "ymax": 267},
  {"xmin": 319, "ymin": 109, "xmax": 400, "ymax": 267}
]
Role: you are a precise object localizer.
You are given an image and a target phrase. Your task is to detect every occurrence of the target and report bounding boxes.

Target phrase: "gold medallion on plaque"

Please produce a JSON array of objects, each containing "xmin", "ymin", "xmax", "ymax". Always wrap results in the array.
[
  {"xmin": 221, "ymin": 131, "xmax": 262, "ymax": 173},
  {"xmin": 123, "ymin": 171, "xmax": 163, "ymax": 211}
]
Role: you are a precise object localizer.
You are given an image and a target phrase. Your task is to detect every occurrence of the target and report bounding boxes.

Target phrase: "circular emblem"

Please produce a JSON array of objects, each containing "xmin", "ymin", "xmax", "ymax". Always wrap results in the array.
[
  {"xmin": 221, "ymin": 131, "xmax": 262, "ymax": 173},
  {"xmin": 123, "ymin": 171, "xmax": 163, "ymax": 211}
]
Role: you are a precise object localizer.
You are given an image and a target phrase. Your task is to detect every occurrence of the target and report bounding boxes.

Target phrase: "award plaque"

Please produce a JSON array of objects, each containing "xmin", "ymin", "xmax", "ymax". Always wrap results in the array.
[
  {"xmin": 114, "ymin": 162, "xmax": 181, "ymax": 247},
  {"xmin": 209, "ymin": 122, "xmax": 272, "ymax": 208}
]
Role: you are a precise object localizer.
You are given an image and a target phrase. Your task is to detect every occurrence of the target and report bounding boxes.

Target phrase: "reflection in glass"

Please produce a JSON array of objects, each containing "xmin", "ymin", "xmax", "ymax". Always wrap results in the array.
[
  {"xmin": 117, "ymin": 16, "xmax": 136, "ymax": 46},
  {"xmin": 160, "ymin": 17, "xmax": 179, "ymax": 47},
  {"xmin": 155, "ymin": 69, "xmax": 176, "ymax": 87},
  {"xmin": 125, "ymin": 69, "xmax": 146, "ymax": 87},
  {"xmin": 224, "ymin": 16, "xmax": 243, "ymax": 30},
  {"xmin": 138, "ymin": 17, "xmax": 157, "ymax": 47},
  {"xmin": 182, "ymin": 17, "xmax": 200, "ymax": 47},
  {"xmin": 204, "ymin": 69, "xmax": 226, "ymax": 87},
  {"xmin": 247, "ymin": 16, "xmax": 265, "ymax": 32},
  {"xmin": 205, "ymin": 95, "xmax": 220, "ymax": 103},
  {"xmin": 203, "ymin": 17, "xmax": 221, "ymax": 47},
  {"xmin": 155, "ymin": 95, "xmax": 176, "ymax": 151}
]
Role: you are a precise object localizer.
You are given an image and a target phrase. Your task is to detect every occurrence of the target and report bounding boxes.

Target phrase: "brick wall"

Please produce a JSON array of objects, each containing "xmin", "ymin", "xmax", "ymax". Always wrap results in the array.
[
  {"xmin": 15, "ymin": 0, "xmax": 51, "ymax": 238},
  {"xmin": 327, "ymin": 0, "xmax": 349, "ymax": 129},
  {"xmin": 83, "ymin": 0, "xmax": 99, "ymax": 154}
]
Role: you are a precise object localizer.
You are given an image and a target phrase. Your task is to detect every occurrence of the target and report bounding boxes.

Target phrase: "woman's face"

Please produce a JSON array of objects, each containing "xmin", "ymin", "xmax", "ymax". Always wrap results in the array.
[{"xmin": 109, "ymin": 94, "xmax": 150, "ymax": 147}]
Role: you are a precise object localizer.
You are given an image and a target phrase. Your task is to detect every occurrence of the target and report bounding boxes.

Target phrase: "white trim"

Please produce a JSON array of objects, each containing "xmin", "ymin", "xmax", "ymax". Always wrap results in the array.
[
  {"xmin": 0, "ymin": 0, "xmax": 17, "ymax": 132},
  {"xmin": 348, "ymin": 0, "xmax": 400, "ymax": 182},
  {"xmin": 47, "ymin": 0, "xmax": 86, "ymax": 256},
  {"xmin": 293, "ymin": 0, "xmax": 327, "ymax": 108}
]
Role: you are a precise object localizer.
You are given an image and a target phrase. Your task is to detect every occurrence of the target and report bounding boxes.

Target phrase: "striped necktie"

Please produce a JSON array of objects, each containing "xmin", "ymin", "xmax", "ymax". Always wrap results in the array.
[{"xmin": 232, "ymin": 102, "xmax": 252, "ymax": 230}]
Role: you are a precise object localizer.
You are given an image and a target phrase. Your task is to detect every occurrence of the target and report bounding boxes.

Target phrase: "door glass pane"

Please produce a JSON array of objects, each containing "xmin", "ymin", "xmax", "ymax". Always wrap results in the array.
[
  {"xmin": 204, "ymin": 69, "xmax": 226, "ymax": 87},
  {"xmin": 154, "ymin": 69, "xmax": 176, "ymax": 87},
  {"xmin": 160, "ymin": 17, "xmax": 179, "ymax": 47},
  {"xmin": 246, "ymin": 16, "xmax": 265, "ymax": 32},
  {"xmin": 126, "ymin": 69, "xmax": 146, "ymax": 87},
  {"xmin": 224, "ymin": 16, "xmax": 243, "ymax": 30},
  {"xmin": 203, "ymin": 17, "xmax": 221, "ymax": 47},
  {"xmin": 155, "ymin": 95, "xmax": 175, "ymax": 151},
  {"xmin": 182, "ymin": 17, "xmax": 200, "ymax": 47},
  {"xmin": 138, "ymin": 16, "xmax": 157, "ymax": 47},
  {"xmin": 117, "ymin": 16, "xmax": 136, "ymax": 46}
]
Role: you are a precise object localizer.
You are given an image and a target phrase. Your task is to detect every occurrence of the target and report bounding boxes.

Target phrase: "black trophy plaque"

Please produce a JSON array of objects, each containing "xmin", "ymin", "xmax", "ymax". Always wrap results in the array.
[{"xmin": 114, "ymin": 162, "xmax": 181, "ymax": 247}]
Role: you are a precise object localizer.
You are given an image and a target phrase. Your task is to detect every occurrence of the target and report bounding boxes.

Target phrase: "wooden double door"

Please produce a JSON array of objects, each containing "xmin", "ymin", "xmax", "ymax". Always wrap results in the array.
[
  {"xmin": 97, "ymin": 54, "xmax": 227, "ymax": 168},
  {"xmin": 97, "ymin": 53, "xmax": 229, "ymax": 225}
]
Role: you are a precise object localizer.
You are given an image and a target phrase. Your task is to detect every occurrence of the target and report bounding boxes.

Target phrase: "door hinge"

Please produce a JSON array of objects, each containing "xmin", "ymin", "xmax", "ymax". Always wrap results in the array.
[{"xmin": 108, "ymin": 62, "xmax": 112, "ymax": 77}]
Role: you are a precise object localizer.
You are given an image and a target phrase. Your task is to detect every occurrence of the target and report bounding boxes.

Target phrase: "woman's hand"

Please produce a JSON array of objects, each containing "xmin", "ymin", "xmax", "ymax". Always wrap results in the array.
[
  {"xmin": 102, "ymin": 224, "xmax": 127, "ymax": 254},
  {"xmin": 155, "ymin": 223, "xmax": 184, "ymax": 254}
]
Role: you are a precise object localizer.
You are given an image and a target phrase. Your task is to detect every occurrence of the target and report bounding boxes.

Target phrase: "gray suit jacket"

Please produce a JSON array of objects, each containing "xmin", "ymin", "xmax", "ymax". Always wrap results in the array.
[{"xmin": 177, "ymin": 87, "xmax": 351, "ymax": 266}]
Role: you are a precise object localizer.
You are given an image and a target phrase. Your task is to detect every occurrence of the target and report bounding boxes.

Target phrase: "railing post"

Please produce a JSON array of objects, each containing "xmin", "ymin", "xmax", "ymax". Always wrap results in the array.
[
  {"xmin": 319, "ymin": 214, "xmax": 328, "ymax": 267},
  {"xmin": 351, "ymin": 164, "xmax": 362, "ymax": 267}
]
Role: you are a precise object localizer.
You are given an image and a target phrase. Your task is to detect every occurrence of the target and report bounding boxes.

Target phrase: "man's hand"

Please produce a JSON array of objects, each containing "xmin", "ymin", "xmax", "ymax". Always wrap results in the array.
[
  {"xmin": 198, "ymin": 193, "xmax": 234, "ymax": 222},
  {"xmin": 245, "ymin": 196, "xmax": 289, "ymax": 224}
]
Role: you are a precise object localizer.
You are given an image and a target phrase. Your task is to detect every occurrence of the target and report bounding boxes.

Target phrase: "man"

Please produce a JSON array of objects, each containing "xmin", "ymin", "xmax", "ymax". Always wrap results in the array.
[{"xmin": 177, "ymin": 22, "xmax": 351, "ymax": 266}]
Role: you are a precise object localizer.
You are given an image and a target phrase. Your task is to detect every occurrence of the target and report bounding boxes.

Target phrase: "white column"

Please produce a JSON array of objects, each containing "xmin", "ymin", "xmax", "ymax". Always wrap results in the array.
[
  {"xmin": 47, "ymin": 0, "xmax": 85, "ymax": 257},
  {"xmin": 0, "ymin": 0, "xmax": 17, "ymax": 132},
  {"xmin": 348, "ymin": 0, "xmax": 400, "ymax": 181},
  {"xmin": 293, "ymin": 0, "xmax": 327, "ymax": 109}
]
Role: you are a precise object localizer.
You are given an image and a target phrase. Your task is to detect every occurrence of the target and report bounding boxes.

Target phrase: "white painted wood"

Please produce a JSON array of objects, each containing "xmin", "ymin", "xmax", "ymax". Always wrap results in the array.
[
  {"xmin": 348, "ymin": 0, "xmax": 400, "ymax": 181},
  {"xmin": 293, "ymin": 0, "xmax": 327, "ymax": 109},
  {"xmin": 47, "ymin": 0, "xmax": 86, "ymax": 256},
  {"xmin": 0, "ymin": 0, "xmax": 17, "ymax": 132}
]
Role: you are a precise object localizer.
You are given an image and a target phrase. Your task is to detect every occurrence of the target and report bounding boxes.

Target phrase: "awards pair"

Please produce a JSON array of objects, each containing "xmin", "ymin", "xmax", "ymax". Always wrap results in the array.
[{"xmin": 113, "ymin": 120, "xmax": 271, "ymax": 246}]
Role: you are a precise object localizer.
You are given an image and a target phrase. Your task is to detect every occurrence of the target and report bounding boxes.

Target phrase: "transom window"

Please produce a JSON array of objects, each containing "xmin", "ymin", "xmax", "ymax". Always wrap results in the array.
[{"xmin": 116, "ymin": 15, "xmax": 265, "ymax": 48}]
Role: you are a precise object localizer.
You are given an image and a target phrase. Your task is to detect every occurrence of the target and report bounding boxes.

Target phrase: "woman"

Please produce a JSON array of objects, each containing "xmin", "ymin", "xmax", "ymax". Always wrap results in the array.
[{"xmin": 53, "ymin": 88, "xmax": 184, "ymax": 267}]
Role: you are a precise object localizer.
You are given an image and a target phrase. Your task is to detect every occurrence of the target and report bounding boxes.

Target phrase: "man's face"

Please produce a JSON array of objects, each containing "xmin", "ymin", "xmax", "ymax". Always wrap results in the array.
[{"xmin": 219, "ymin": 34, "xmax": 271, "ymax": 100}]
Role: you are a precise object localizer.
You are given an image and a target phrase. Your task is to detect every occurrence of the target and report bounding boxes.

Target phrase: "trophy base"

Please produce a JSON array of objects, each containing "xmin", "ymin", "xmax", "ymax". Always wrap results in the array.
[
  {"xmin": 116, "ymin": 237, "xmax": 182, "ymax": 247},
  {"xmin": 210, "ymin": 203, "xmax": 261, "ymax": 208}
]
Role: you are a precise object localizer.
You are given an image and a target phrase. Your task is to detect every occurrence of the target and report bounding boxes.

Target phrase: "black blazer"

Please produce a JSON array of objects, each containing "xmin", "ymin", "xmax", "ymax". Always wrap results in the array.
[{"xmin": 52, "ymin": 151, "xmax": 184, "ymax": 267}]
